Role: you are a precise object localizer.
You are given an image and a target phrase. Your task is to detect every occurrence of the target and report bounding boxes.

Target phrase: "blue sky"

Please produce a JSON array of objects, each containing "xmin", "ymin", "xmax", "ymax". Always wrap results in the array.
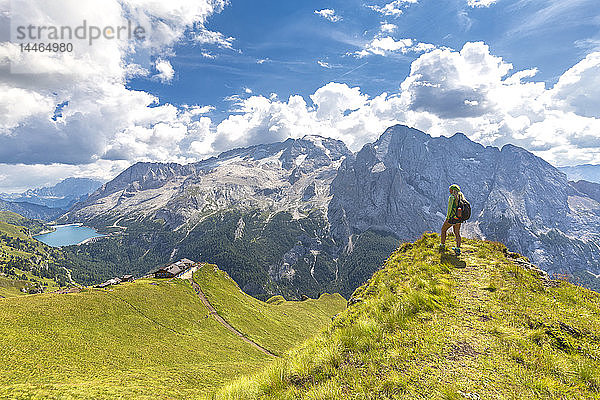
[
  {"xmin": 133, "ymin": 0, "xmax": 598, "ymax": 115},
  {"xmin": 0, "ymin": 0, "xmax": 599, "ymax": 191}
]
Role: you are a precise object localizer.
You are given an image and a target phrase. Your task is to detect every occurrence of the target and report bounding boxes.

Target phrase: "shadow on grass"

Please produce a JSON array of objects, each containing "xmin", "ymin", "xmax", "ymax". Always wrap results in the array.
[{"xmin": 441, "ymin": 253, "xmax": 467, "ymax": 269}]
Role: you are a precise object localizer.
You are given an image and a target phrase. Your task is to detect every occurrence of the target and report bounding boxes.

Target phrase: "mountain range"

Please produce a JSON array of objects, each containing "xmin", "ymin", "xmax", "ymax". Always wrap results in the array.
[
  {"xmin": 59, "ymin": 125, "xmax": 600, "ymax": 297},
  {"xmin": 559, "ymin": 164, "xmax": 600, "ymax": 184},
  {"xmin": 0, "ymin": 178, "xmax": 103, "ymax": 221},
  {"xmin": 0, "ymin": 198, "xmax": 65, "ymax": 221},
  {"xmin": 0, "ymin": 177, "xmax": 103, "ymax": 211}
]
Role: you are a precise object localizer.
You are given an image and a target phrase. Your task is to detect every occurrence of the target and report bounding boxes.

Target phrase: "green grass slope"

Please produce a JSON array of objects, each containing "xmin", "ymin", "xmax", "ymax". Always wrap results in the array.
[
  {"xmin": 0, "ymin": 276, "xmax": 36, "ymax": 298},
  {"xmin": 0, "ymin": 269, "xmax": 344, "ymax": 399},
  {"xmin": 0, "ymin": 214, "xmax": 69, "ymax": 294},
  {"xmin": 0, "ymin": 269, "xmax": 62, "ymax": 298},
  {"xmin": 194, "ymin": 264, "xmax": 347, "ymax": 356},
  {"xmin": 0, "ymin": 211, "xmax": 50, "ymax": 235},
  {"xmin": 211, "ymin": 233, "xmax": 600, "ymax": 400}
]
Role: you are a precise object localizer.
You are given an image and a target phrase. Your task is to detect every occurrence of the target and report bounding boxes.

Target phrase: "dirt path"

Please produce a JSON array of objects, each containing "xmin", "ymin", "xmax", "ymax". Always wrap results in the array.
[{"xmin": 187, "ymin": 278, "xmax": 278, "ymax": 358}]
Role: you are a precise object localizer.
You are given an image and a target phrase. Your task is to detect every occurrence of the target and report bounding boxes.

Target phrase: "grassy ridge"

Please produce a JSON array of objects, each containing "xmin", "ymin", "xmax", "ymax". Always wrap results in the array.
[
  {"xmin": 210, "ymin": 234, "xmax": 600, "ymax": 399},
  {"xmin": 0, "ymin": 211, "xmax": 49, "ymax": 235},
  {"xmin": 194, "ymin": 264, "xmax": 346, "ymax": 356},
  {"xmin": 0, "ymin": 269, "xmax": 344, "ymax": 399}
]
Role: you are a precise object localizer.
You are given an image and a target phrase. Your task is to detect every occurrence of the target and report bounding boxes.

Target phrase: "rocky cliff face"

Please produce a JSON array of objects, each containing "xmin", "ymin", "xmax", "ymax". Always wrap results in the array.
[
  {"xmin": 571, "ymin": 180, "xmax": 600, "ymax": 203},
  {"xmin": 63, "ymin": 125, "xmax": 600, "ymax": 296},
  {"xmin": 64, "ymin": 136, "xmax": 351, "ymax": 229},
  {"xmin": 328, "ymin": 126, "xmax": 499, "ymax": 242},
  {"xmin": 329, "ymin": 125, "xmax": 600, "ymax": 280}
]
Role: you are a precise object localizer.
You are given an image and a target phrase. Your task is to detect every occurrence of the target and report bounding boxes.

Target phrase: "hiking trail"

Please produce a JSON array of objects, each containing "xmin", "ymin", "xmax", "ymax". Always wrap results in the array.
[{"xmin": 187, "ymin": 278, "xmax": 278, "ymax": 358}]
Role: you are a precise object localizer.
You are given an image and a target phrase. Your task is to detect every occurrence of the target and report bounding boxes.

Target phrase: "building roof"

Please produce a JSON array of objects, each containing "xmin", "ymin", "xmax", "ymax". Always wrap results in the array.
[
  {"xmin": 149, "ymin": 259, "xmax": 197, "ymax": 276},
  {"xmin": 94, "ymin": 277, "xmax": 123, "ymax": 288}
]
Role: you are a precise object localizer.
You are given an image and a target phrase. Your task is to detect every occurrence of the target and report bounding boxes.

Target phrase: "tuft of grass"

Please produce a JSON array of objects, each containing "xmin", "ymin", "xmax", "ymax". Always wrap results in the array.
[{"xmin": 266, "ymin": 295, "xmax": 286, "ymax": 305}]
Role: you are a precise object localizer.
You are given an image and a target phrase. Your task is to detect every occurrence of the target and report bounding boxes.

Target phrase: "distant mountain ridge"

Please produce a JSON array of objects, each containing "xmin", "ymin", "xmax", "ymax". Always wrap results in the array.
[
  {"xmin": 559, "ymin": 164, "xmax": 600, "ymax": 184},
  {"xmin": 68, "ymin": 136, "xmax": 350, "ymax": 228},
  {"xmin": 0, "ymin": 199, "xmax": 65, "ymax": 221},
  {"xmin": 1, "ymin": 177, "xmax": 103, "ymax": 210},
  {"xmin": 60, "ymin": 125, "xmax": 600, "ymax": 296}
]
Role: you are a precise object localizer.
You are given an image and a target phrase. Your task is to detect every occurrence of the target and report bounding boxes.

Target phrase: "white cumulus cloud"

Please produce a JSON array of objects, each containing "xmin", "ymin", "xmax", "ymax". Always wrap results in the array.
[
  {"xmin": 467, "ymin": 0, "xmax": 498, "ymax": 7},
  {"xmin": 367, "ymin": 0, "xmax": 418, "ymax": 17},
  {"xmin": 0, "ymin": 0, "xmax": 230, "ymax": 190},
  {"xmin": 0, "ymin": 0, "xmax": 228, "ymax": 166},
  {"xmin": 205, "ymin": 44, "xmax": 600, "ymax": 167},
  {"xmin": 355, "ymin": 36, "xmax": 436, "ymax": 57},
  {"xmin": 154, "ymin": 59, "xmax": 174, "ymax": 83},
  {"xmin": 398, "ymin": 43, "xmax": 600, "ymax": 165},
  {"xmin": 314, "ymin": 9, "xmax": 342, "ymax": 23},
  {"xmin": 546, "ymin": 51, "xmax": 600, "ymax": 118},
  {"xmin": 380, "ymin": 22, "xmax": 398, "ymax": 33}
]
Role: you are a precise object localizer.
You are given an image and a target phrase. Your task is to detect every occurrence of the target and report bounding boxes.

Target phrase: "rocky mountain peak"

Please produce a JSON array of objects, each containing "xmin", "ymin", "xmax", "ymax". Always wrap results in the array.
[
  {"xmin": 74, "ymin": 162, "xmax": 200, "ymax": 213},
  {"xmin": 210, "ymin": 135, "xmax": 351, "ymax": 171},
  {"xmin": 329, "ymin": 125, "xmax": 600, "ymax": 280}
]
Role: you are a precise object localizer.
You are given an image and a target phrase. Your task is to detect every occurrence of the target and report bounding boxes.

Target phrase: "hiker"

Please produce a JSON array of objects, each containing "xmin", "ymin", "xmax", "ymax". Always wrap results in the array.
[{"xmin": 440, "ymin": 184, "xmax": 466, "ymax": 256}]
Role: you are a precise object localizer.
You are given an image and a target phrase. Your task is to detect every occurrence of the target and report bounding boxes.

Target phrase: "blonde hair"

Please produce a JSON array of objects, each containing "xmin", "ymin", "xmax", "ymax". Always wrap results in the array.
[{"xmin": 455, "ymin": 190, "xmax": 465, "ymax": 203}]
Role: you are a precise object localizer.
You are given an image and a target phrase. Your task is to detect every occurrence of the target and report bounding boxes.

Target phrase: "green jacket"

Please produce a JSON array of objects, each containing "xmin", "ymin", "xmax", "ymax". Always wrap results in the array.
[{"xmin": 446, "ymin": 194, "xmax": 457, "ymax": 221}]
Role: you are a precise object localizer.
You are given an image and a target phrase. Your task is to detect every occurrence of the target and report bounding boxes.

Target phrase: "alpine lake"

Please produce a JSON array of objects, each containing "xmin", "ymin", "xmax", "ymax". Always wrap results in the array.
[{"xmin": 34, "ymin": 224, "xmax": 105, "ymax": 247}]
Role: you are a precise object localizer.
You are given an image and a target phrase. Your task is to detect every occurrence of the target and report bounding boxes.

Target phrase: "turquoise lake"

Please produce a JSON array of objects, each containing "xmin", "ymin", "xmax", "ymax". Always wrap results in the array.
[{"xmin": 34, "ymin": 224, "xmax": 104, "ymax": 247}]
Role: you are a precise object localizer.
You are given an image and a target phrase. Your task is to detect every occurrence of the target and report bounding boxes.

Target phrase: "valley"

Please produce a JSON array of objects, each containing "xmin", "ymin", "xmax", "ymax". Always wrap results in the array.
[
  {"xmin": 0, "ymin": 264, "xmax": 345, "ymax": 399},
  {"xmin": 0, "ymin": 212, "xmax": 72, "ymax": 294},
  {"xmin": 56, "ymin": 125, "xmax": 600, "ymax": 297},
  {"xmin": 3, "ymin": 2, "xmax": 599, "ymax": 398}
]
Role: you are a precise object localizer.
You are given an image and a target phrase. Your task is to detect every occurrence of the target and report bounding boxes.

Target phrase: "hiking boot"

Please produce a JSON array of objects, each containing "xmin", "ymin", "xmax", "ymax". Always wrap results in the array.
[{"xmin": 453, "ymin": 247, "xmax": 461, "ymax": 256}]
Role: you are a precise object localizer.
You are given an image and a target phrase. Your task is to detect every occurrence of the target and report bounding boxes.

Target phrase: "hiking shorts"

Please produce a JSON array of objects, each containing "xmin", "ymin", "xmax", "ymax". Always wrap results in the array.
[{"xmin": 448, "ymin": 217, "xmax": 462, "ymax": 225}]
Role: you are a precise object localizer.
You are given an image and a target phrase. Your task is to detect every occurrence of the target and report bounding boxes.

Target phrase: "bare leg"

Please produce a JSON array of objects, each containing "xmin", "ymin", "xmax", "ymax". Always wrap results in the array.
[
  {"xmin": 441, "ymin": 221, "xmax": 452, "ymax": 245},
  {"xmin": 453, "ymin": 223, "xmax": 461, "ymax": 248}
]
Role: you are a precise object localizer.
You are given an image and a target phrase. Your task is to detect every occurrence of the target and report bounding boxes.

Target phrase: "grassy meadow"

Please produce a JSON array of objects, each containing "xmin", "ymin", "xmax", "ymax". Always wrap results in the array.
[
  {"xmin": 194, "ymin": 264, "xmax": 346, "ymax": 356},
  {"xmin": 0, "ymin": 269, "xmax": 345, "ymax": 399},
  {"xmin": 210, "ymin": 233, "xmax": 600, "ymax": 399},
  {"xmin": 0, "ymin": 211, "xmax": 50, "ymax": 235}
]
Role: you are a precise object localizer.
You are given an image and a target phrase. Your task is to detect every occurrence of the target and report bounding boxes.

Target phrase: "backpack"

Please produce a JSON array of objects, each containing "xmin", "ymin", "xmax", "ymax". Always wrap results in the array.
[{"xmin": 455, "ymin": 197, "xmax": 471, "ymax": 223}]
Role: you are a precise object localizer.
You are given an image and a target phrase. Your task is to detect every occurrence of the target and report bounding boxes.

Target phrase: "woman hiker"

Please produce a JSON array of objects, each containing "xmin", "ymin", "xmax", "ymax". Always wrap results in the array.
[{"xmin": 440, "ymin": 184, "xmax": 465, "ymax": 256}]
